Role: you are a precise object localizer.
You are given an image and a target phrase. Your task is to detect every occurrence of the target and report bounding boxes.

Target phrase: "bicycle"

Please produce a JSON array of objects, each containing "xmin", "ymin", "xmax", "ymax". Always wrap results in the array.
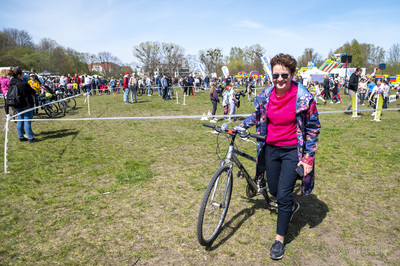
[
  {"xmin": 136, "ymin": 84, "xmax": 153, "ymax": 96},
  {"xmin": 197, "ymin": 122, "xmax": 278, "ymax": 246},
  {"xmin": 37, "ymin": 95, "xmax": 59, "ymax": 118}
]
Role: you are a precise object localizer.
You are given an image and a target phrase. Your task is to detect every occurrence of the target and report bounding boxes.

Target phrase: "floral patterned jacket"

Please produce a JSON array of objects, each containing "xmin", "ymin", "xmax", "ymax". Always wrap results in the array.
[{"xmin": 238, "ymin": 81, "xmax": 321, "ymax": 195}]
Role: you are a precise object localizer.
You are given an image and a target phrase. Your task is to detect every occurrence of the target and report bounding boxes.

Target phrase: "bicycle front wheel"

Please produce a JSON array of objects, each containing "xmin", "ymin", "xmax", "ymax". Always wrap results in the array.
[{"xmin": 197, "ymin": 165, "xmax": 232, "ymax": 246}]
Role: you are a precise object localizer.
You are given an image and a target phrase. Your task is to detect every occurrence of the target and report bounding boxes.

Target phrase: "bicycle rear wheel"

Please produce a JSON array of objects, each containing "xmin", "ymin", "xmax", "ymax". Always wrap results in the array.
[
  {"xmin": 197, "ymin": 165, "xmax": 232, "ymax": 246},
  {"xmin": 137, "ymin": 88, "xmax": 143, "ymax": 96}
]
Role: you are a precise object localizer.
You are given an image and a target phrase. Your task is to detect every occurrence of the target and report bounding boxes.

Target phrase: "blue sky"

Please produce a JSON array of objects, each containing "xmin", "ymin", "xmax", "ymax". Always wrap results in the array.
[{"xmin": 1, "ymin": 0, "xmax": 399, "ymax": 66}]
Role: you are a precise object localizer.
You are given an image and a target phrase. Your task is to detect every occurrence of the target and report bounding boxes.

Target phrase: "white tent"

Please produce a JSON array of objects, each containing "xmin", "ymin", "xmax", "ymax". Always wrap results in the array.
[{"xmin": 300, "ymin": 67, "xmax": 329, "ymax": 84}]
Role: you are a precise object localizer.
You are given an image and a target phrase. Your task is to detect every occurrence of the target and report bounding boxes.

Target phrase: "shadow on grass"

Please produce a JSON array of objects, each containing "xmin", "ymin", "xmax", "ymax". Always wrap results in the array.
[
  {"xmin": 205, "ymin": 197, "xmax": 273, "ymax": 251},
  {"xmin": 205, "ymin": 183, "xmax": 329, "ymax": 250},
  {"xmin": 39, "ymin": 129, "xmax": 80, "ymax": 141},
  {"xmin": 286, "ymin": 184, "xmax": 329, "ymax": 244}
]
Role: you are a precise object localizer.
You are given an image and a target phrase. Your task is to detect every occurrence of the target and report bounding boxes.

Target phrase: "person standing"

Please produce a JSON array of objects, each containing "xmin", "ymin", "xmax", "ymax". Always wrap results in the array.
[
  {"xmin": 123, "ymin": 72, "xmax": 130, "ymax": 104},
  {"xmin": 187, "ymin": 74, "xmax": 194, "ymax": 95},
  {"xmin": 236, "ymin": 53, "xmax": 320, "ymax": 260},
  {"xmin": 209, "ymin": 82, "xmax": 219, "ymax": 123},
  {"xmin": 228, "ymin": 83, "xmax": 238, "ymax": 122},
  {"xmin": 5, "ymin": 68, "xmax": 39, "ymax": 143},
  {"xmin": 322, "ymin": 75, "xmax": 330, "ymax": 100},
  {"xmin": 28, "ymin": 74, "xmax": 40, "ymax": 114},
  {"xmin": 345, "ymin": 68, "xmax": 362, "ymax": 115},
  {"xmin": 367, "ymin": 77, "xmax": 375, "ymax": 107},
  {"xmin": 146, "ymin": 75, "xmax": 152, "ymax": 96},
  {"xmin": 161, "ymin": 75, "xmax": 168, "ymax": 101},
  {"xmin": 156, "ymin": 74, "xmax": 162, "ymax": 96},
  {"xmin": 204, "ymin": 75, "xmax": 210, "ymax": 90},
  {"xmin": 129, "ymin": 73, "xmax": 137, "ymax": 103}
]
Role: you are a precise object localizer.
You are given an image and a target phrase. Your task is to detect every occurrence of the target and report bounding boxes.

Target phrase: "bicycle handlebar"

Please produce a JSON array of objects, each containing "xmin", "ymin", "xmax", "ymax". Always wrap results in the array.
[{"xmin": 203, "ymin": 123, "xmax": 266, "ymax": 141}]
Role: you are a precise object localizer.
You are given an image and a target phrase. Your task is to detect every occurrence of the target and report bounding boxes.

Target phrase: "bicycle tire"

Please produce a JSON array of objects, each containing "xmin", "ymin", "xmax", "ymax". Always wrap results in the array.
[
  {"xmin": 149, "ymin": 88, "xmax": 154, "ymax": 95},
  {"xmin": 137, "ymin": 88, "xmax": 143, "ymax": 96},
  {"xmin": 197, "ymin": 165, "xmax": 232, "ymax": 246},
  {"xmin": 43, "ymin": 105, "xmax": 54, "ymax": 118},
  {"xmin": 67, "ymin": 97, "xmax": 77, "ymax": 109},
  {"xmin": 61, "ymin": 101, "xmax": 67, "ymax": 116}
]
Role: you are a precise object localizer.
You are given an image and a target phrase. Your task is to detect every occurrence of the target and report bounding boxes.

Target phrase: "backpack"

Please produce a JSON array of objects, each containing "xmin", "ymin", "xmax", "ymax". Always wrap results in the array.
[{"xmin": 6, "ymin": 84, "xmax": 27, "ymax": 109}]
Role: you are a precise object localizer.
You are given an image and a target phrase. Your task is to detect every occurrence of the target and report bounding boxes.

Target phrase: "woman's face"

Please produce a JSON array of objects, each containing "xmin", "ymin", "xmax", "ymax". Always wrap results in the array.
[{"xmin": 272, "ymin": 64, "xmax": 292, "ymax": 92}]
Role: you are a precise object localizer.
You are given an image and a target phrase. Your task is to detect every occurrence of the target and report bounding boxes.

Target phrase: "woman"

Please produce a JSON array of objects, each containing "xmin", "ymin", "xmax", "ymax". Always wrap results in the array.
[
  {"xmin": 123, "ymin": 72, "xmax": 130, "ymax": 104},
  {"xmin": 209, "ymin": 82, "xmax": 219, "ymax": 123},
  {"xmin": 5, "ymin": 68, "xmax": 39, "ymax": 143},
  {"xmin": 236, "ymin": 53, "xmax": 320, "ymax": 260}
]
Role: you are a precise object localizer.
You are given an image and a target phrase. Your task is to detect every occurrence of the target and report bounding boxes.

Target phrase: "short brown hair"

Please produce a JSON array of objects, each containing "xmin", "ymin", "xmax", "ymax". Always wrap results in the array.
[
  {"xmin": 270, "ymin": 53, "xmax": 297, "ymax": 75},
  {"xmin": 8, "ymin": 68, "xmax": 22, "ymax": 78}
]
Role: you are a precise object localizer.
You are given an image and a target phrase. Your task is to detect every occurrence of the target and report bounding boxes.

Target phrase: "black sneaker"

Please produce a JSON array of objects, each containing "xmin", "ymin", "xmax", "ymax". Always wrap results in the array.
[
  {"xmin": 19, "ymin": 137, "xmax": 28, "ymax": 142},
  {"xmin": 270, "ymin": 240, "xmax": 285, "ymax": 260},
  {"xmin": 28, "ymin": 138, "xmax": 40, "ymax": 143},
  {"xmin": 290, "ymin": 202, "xmax": 300, "ymax": 222}
]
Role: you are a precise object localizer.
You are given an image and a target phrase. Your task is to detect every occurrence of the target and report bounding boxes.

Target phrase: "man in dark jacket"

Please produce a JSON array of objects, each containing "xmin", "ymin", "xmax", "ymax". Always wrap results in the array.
[
  {"xmin": 323, "ymin": 75, "xmax": 331, "ymax": 99},
  {"xmin": 187, "ymin": 74, "xmax": 194, "ymax": 95},
  {"xmin": 345, "ymin": 68, "xmax": 362, "ymax": 114}
]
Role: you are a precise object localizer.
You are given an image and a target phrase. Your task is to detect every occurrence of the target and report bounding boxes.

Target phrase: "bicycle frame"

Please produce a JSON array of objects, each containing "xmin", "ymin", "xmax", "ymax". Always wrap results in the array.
[{"xmin": 220, "ymin": 135, "xmax": 259, "ymax": 194}]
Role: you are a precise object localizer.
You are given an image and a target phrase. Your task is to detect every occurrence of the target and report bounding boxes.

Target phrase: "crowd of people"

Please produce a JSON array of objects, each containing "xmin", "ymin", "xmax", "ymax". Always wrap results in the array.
[{"xmin": 296, "ymin": 69, "xmax": 400, "ymax": 116}]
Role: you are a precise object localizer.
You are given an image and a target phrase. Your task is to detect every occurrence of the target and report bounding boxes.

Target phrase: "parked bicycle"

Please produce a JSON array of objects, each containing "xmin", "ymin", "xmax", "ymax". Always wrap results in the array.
[
  {"xmin": 197, "ymin": 122, "xmax": 277, "ymax": 246},
  {"xmin": 136, "ymin": 84, "xmax": 153, "ymax": 96},
  {"xmin": 55, "ymin": 87, "xmax": 77, "ymax": 116},
  {"xmin": 37, "ymin": 94, "xmax": 59, "ymax": 118}
]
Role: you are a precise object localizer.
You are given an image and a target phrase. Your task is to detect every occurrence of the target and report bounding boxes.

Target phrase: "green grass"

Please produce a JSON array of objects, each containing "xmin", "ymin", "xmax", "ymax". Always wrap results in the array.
[{"xmin": 0, "ymin": 87, "xmax": 399, "ymax": 264}]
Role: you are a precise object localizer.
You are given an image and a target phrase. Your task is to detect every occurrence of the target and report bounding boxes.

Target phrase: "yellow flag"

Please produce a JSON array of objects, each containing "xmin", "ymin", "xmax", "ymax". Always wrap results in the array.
[
  {"xmin": 352, "ymin": 92, "xmax": 358, "ymax": 116},
  {"xmin": 375, "ymin": 94, "xmax": 383, "ymax": 121}
]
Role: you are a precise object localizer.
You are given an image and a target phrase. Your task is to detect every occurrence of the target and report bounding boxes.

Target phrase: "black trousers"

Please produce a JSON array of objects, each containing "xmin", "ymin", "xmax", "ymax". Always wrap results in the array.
[
  {"xmin": 265, "ymin": 145, "xmax": 299, "ymax": 236},
  {"xmin": 211, "ymin": 100, "xmax": 218, "ymax": 117},
  {"xmin": 162, "ymin": 87, "xmax": 168, "ymax": 100}
]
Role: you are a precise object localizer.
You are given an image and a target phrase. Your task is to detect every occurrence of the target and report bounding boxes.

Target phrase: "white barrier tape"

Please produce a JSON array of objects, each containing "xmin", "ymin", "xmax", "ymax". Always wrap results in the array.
[
  {"xmin": 4, "ymin": 115, "xmax": 10, "ymax": 174},
  {"xmin": 9, "ymin": 94, "xmax": 83, "ymax": 119},
  {"xmin": 8, "ymin": 108, "xmax": 400, "ymax": 122}
]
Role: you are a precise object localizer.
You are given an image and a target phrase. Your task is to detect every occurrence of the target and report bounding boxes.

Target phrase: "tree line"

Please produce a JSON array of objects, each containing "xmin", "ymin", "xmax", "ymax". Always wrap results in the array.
[
  {"xmin": 0, "ymin": 27, "xmax": 131, "ymax": 77},
  {"xmin": 2, "ymin": 28, "xmax": 399, "ymax": 78}
]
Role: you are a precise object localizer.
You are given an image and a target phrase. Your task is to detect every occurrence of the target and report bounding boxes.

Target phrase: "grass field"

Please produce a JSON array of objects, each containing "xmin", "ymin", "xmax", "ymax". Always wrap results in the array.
[{"xmin": 0, "ymin": 87, "xmax": 399, "ymax": 265}]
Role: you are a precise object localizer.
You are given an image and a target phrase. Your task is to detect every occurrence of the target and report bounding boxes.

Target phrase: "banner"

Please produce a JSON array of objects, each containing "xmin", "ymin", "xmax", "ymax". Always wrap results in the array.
[
  {"xmin": 221, "ymin": 66, "xmax": 229, "ymax": 79},
  {"xmin": 256, "ymin": 53, "xmax": 272, "ymax": 82},
  {"xmin": 198, "ymin": 63, "xmax": 206, "ymax": 79},
  {"xmin": 352, "ymin": 92, "xmax": 358, "ymax": 117},
  {"xmin": 374, "ymin": 94, "xmax": 383, "ymax": 121},
  {"xmin": 388, "ymin": 94, "xmax": 397, "ymax": 103}
]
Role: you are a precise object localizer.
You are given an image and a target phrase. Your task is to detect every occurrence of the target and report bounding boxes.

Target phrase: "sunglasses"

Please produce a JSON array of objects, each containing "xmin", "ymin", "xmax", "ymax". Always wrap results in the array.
[{"xmin": 272, "ymin": 73, "xmax": 290, "ymax": 79}]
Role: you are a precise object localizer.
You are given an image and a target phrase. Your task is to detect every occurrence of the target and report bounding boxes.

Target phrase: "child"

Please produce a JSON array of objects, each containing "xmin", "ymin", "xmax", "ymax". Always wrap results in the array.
[
  {"xmin": 313, "ymin": 81, "xmax": 326, "ymax": 105},
  {"xmin": 222, "ymin": 86, "xmax": 230, "ymax": 120},
  {"xmin": 72, "ymin": 80, "xmax": 78, "ymax": 95},
  {"xmin": 66, "ymin": 81, "xmax": 73, "ymax": 94},
  {"xmin": 369, "ymin": 79, "xmax": 384, "ymax": 116}
]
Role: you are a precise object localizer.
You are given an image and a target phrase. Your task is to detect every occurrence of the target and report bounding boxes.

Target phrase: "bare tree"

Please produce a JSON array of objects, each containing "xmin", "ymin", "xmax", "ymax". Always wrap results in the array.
[
  {"xmin": 161, "ymin": 43, "xmax": 185, "ymax": 76},
  {"xmin": 0, "ymin": 31, "xmax": 16, "ymax": 50},
  {"xmin": 2, "ymin": 28, "xmax": 34, "ymax": 48},
  {"xmin": 37, "ymin": 38, "xmax": 59, "ymax": 51},
  {"xmin": 133, "ymin": 41, "xmax": 161, "ymax": 75},
  {"xmin": 97, "ymin": 51, "xmax": 121, "ymax": 77},
  {"xmin": 297, "ymin": 48, "xmax": 323, "ymax": 68},
  {"xmin": 199, "ymin": 48, "xmax": 223, "ymax": 74}
]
